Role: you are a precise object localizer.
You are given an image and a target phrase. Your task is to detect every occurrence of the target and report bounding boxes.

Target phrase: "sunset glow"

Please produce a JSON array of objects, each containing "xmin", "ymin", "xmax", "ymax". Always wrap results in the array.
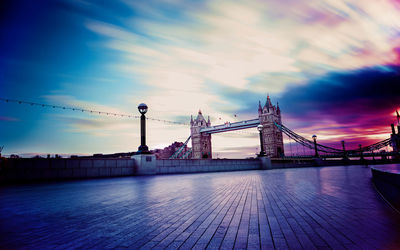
[{"xmin": 1, "ymin": 0, "xmax": 400, "ymax": 157}]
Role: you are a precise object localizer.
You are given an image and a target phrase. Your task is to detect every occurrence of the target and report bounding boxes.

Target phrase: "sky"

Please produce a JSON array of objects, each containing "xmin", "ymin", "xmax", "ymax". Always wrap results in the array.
[{"xmin": 0, "ymin": 0, "xmax": 400, "ymax": 158}]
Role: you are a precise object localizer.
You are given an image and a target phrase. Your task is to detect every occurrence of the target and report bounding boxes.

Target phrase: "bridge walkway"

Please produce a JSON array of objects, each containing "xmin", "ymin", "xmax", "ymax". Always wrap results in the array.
[{"xmin": 0, "ymin": 165, "xmax": 399, "ymax": 249}]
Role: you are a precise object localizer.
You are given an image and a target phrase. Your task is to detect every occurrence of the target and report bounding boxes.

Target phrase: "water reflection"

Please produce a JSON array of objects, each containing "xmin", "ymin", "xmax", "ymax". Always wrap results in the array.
[
  {"xmin": 318, "ymin": 167, "xmax": 344, "ymax": 197},
  {"xmin": 282, "ymin": 169, "xmax": 319, "ymax": 199},
  {"xmin": 129, "ymin": 172, "xmax": 246, "ymax": 230},
  {"xmin": 280, "ymin": 166, "xmax": 367, "ymax": 200}
]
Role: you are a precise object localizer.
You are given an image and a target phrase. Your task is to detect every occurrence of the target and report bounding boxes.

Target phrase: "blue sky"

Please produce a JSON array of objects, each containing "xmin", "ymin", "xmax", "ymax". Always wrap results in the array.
[{"xmin": 1, "ymin": 0, "xmax": 400, "ymax": 157}]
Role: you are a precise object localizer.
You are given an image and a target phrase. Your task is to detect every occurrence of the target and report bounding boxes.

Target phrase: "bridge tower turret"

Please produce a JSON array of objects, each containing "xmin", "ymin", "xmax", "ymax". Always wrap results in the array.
[
  {"xmin": 191, "ymin": 110, "xmax": 212, "ymax": 159},
  {"xmin": 258, "ymin": 96, "xmax": 284, "ymax": 157}
]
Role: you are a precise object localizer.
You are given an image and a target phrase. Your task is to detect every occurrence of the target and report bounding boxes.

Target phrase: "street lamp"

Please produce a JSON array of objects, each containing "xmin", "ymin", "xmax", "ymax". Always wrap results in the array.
[
  {"xmin": 257, "ymin": 124, "xmax": 266, "ymax": 157},
  {"xmin": 137, "ymin": 103, "xmax": 149, "ymax": 154},
  {"xmin": 312, "ymin": 135, "xmax": 319, "ymax": 158}
]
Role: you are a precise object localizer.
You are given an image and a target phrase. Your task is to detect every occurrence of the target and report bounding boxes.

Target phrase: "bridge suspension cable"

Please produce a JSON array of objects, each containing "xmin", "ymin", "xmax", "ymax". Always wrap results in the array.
[
  {"xmin": 274, "ymin": 122, "xmax": 392, "ymax": 154},
  {"xmin": 274, "ymin": 122, "xmax": 343, "ymax": 154},
  {"xmin": 356, "ymin": 138, "xmax": 391, "ymax": 153},
  {"xmin": 181, "ymin": 149, "xmax": 192, "ymax": 159},
  {"xmin": 169, "ymin": 136, "xmax": 191, "ymax": 159}
]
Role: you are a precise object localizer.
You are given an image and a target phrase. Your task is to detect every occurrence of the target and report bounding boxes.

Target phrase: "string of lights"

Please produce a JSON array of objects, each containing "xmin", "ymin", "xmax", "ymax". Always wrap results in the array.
[
  {"xmin": 0, "ymin": 98, "xmax": 260, "ymax": 135},
  {"xmin": 0, "ymin": 97, "xmax": 190, "ymax": 125},
  {"xmin": 0, "ymin": 97, "xmax": 261, "ymax": 135}
]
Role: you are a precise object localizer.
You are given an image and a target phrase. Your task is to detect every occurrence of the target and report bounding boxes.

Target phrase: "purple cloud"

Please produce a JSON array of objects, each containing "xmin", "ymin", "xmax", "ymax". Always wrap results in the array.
[{"xmin": 280, "ymin": 65, "xmax": 400, "ymax": 148}]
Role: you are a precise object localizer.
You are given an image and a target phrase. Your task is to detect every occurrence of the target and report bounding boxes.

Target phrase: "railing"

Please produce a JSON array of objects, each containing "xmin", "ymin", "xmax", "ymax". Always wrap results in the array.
[
  {"xmin": 181, "ymin": 149, "xmax": 192, "ymax": 159},
  {"xmin": 169, "ymin": 136, "xmax": 191, "ymax": 159}
]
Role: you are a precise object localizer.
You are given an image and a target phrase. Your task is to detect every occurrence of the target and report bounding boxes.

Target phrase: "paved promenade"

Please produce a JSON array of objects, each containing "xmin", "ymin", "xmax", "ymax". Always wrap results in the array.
[{"xmin": 0, "ymin": 165, "xmax": 399, "ymax": 249}]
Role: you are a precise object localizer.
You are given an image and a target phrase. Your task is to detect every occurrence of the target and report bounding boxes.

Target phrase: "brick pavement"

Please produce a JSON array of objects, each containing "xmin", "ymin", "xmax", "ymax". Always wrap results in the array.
[{"xmin": 0, "ymin": 165, "xmax": 399, "ymax": 249}]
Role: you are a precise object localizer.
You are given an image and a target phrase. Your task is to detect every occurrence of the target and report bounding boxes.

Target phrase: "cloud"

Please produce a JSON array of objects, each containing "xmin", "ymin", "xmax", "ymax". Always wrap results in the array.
[
  {"xmin": 84, "ymin": 0, "xmax": 400, "ymax": 113},
  {"xmin": 6, "ymin": 0, "xmax": 400, "ymax": 157},
  {"xmin": 39, "ymin": 95, "xmax": 139, "ymax": 141},
  {"xmin": 0, "ymin": 116, "xmax": 19, "ymax": 122},
  {"xmin": 40, "ymin": 94, "xmax": 196, "ymax": 150},
  {"xmin": 55, "ymin": 115, "xmax": 133, "ymax": 135},
  {"xmin": 210, "ymin": 64, "xmax": 400, "ymax": 150},
  {"xmin": 279, "ymin": 65, "xmax": 400, "ymax": 147},
  {"xmin": 213, "ymin": 145, "xmax": 260, "ymax": 159},
  {"xmin": 281, "ymin": 65, "xmax": 400, "ymax": 118},
  {"xmin": 42, "ymin": 94, "xmax": 128, "ymax": 114},
  {"xmin": 65, "ymin": 0, "xmax": 400, "ymax": 155}
]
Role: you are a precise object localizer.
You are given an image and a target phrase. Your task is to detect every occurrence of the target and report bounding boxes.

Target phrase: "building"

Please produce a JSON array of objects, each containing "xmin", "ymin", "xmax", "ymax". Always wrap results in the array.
[
  {"xmin": 190, "ymin": 111, "xmax": 212, "ymax": 159},
  {"xmin": 190, "ymin": 96, "xmax": 285, "ymax": 159},
  {"xmin": 258, "ymin": 96, "xmax": 284, "ymax": 158},
  {"xmin": 152, "ymin": 142, "xmax": 191, "ymax": 159}
]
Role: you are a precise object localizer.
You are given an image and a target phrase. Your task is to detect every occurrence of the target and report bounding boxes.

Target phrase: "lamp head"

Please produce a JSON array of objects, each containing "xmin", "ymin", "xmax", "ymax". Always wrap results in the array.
[
  {"xmin": 257, "ymin": 124, "xmax": 263, "ymax": 132},
  {"xmin": 138, "ymin": 103, "xmax": 148, "ymax": 115},
  {"xmin": 312, "ymin": 135, "xmax": 317, "ymax": 140}
]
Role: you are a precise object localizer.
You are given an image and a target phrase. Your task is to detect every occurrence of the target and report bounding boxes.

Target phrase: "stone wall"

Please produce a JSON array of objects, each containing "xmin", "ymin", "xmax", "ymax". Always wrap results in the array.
[
  {"xmin": 270, "ymin": 158, "xmax": 327, "ymax": 169},
  {"xmin": 0, "ymin": 158, "xmax": 135, "ymax": 182},
  {"xmin": 156, "ymin": 159, "xmax": 261, "ymax": 174},
  {"xmin": 0, "ymin": 157, "xmax": 264, "ymax": 182},
  {"xmin": 2, "ymin": 156, "xmax": 367, "ymax": 183},
  {"xmin": 371, "ymin": 166, "xmax": 400, "ymax": 211}
]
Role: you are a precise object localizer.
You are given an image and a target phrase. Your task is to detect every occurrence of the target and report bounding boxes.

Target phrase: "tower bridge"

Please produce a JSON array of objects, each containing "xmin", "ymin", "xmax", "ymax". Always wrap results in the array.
[
  {"xmin": 0, "ymin": 96, "xmax": 398, "ymax": 160},
  {"xmin": 190, "ymin": 96, "xmax": 284, "ymax": 159},
  {"xmin": 169, "ymin": 96, "xmax": 400, "ymax": 160}
]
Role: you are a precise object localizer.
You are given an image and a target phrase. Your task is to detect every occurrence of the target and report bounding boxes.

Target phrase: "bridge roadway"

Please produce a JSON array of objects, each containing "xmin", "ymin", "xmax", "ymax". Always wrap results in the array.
[
  {"xmin": 0, "ymin": 165, "xmax": 399, "ymax": 249},
  {"xmin": 200, "ymin": 118, "xmax": 260, "ymax": 134}
]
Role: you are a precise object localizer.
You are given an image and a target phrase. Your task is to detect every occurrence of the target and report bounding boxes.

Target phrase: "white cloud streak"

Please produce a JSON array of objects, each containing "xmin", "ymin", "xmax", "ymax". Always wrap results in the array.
[{"xmin": 81, "ymin": 0, "xmax": 400, "ymax": 157}]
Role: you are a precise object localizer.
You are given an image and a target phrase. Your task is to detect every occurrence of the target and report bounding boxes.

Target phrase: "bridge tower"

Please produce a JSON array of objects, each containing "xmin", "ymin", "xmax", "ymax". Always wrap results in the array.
[
  {"xmin": 391, "ymin": 123, "xmax": 400, "ymax": 158},
  {"xmin": 191, "ymin": 110, "xmax": 212, "ymax": 159},
  {"xmin": 258, "ymin": 96, "xmax": 284, "ymax": 158}
]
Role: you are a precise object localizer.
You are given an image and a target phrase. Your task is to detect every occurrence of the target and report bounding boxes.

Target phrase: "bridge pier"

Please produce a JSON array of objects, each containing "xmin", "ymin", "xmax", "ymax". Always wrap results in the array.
[
  {"xmin": 259, "ymin": 156, "xmax": 272, "ymax": 169},
  {"xmin": 132, "ymin": 154, "xmax": 157, "ymax": 175}
]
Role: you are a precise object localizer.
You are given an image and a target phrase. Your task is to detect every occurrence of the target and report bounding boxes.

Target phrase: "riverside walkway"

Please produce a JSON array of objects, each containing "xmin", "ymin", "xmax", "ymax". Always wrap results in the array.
[{"xmin": 0, "ymin": 165, "xmax": 399, "ymax": 249}]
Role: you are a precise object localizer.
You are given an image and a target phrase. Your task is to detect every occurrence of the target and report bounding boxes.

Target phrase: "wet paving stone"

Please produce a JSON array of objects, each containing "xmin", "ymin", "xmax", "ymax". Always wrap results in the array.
[{"xmin": 1, "ymin": 165, "xmax": 399, "ymax": 249}]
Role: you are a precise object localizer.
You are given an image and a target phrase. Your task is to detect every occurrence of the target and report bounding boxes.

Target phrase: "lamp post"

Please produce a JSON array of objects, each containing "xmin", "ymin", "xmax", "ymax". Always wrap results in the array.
[
  {"xmin": 312, "ymin": 135, "xmax": 319, "ymax": 158},
  {"xmin": 137, "ymin": 103, "xmax": 149, "ymax": 154},
  {"xmin": 257, "ymin": 124, "xmax": 266, "ymax": 157}
]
